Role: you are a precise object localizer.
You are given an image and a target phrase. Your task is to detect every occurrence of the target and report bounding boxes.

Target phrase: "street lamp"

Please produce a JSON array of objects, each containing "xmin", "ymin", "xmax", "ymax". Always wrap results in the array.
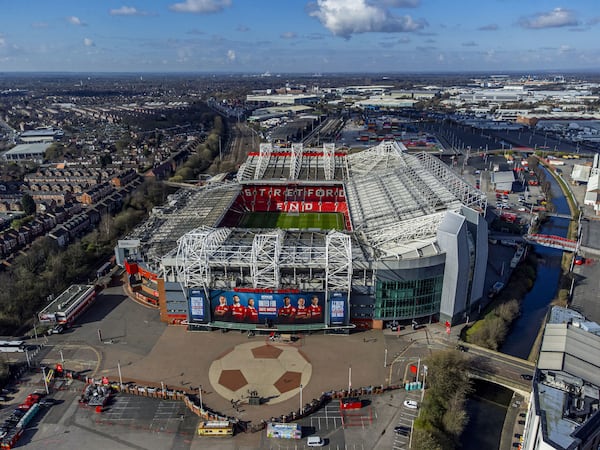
[
  {"xmin": 299, "ymin": 384, "xmax": 303, "ymax": 414},
  {"xmin": 32, "ymin": 315, "xmax": 38, "ymax": 342},
  {"xmin": 41, "ymin": 366, "xmax": 49, "ymax": 395},
  {"xmin": 421, "ymin": 365, "xmax": 428, "ymax": 402},
  {"xmin": 117, "ymin": 361, "xmax": 123, "ymax": 390},
  {"xmin": 199, "ymin": 385, "xmax": 203, "ymax": 411}
]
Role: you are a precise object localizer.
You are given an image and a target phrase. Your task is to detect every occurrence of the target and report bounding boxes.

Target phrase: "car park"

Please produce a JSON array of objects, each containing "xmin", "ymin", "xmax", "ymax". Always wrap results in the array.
[{"xmin": 403, "ymin": 400, "xmax": 418, "ymax": 409}]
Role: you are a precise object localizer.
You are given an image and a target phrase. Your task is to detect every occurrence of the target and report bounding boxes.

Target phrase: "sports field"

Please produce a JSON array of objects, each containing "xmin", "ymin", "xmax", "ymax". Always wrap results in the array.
[{"xmin": 238, "ymin": 212, "xmax": 345, "ymax": 230}]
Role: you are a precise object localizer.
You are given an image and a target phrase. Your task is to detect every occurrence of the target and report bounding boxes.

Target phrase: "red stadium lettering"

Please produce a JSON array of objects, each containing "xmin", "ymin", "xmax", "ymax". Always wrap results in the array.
[{"xmin": 218, "ymin": 184, "xmax": 352, "ymax": 231}]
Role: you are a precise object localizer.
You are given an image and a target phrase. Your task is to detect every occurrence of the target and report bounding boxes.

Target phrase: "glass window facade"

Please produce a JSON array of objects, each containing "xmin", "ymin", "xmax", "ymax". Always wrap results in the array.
[{"xmin": 374, "ymin": 275, "xmax": 443, "ymax": 320}]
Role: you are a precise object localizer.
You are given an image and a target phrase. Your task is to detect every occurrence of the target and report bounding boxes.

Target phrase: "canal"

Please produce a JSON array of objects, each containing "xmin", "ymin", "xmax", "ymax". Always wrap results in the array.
[
  {"xmin": 462, "ymin": 168, "xmax": 571, "ymax": 449},
  {"xmin": 461, "ymin": 380, "xmax": 514, "ymax": 450},
  {"xmin": 500, "ymin": 168, "xmax": 571, "ymax": 359}
]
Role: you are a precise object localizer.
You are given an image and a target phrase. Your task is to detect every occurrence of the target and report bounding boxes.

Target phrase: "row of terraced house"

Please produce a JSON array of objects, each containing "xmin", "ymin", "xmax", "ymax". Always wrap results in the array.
[{"xmin": 0, "ymin": 166, "xmax": 141, "ymax": 263}]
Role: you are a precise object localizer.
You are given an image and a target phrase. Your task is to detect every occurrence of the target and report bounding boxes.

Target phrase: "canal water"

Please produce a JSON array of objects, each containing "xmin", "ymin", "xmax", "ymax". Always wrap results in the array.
[
  {"xmin": 461, "ymin": 380, "xmax": 514, "ymax": 450},
  {"xmin": 500, "ymin": 169, "xmax": 571, "ymax": 359},
  {"xmin": 462, "ymin": 169, "xmax": 571, "ymax": 448}
]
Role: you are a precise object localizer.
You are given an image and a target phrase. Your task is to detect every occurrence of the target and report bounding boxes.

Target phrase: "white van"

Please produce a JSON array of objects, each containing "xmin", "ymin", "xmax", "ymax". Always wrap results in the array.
[{"xmin": 307, "ymin": 436, "xmax": 325, "ymax": 447}]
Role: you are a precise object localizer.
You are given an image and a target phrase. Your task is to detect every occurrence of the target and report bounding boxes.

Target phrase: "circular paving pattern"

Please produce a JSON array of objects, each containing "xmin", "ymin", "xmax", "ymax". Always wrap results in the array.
[{"xmin": 208, "ymin": 342, "xmax": 312, "ymax": 404}]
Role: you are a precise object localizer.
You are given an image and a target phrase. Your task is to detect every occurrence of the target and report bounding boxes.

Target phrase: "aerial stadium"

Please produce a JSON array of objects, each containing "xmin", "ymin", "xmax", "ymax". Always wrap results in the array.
[{"xmin": 116, "ymin": 140, "xmax": 488, "ymax": 333}]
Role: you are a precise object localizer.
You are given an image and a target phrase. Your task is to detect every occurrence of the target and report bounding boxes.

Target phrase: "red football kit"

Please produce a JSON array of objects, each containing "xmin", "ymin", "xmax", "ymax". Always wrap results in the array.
[
  {"xmin": 245, "ymin": 306, "xmax": 259, "ymax": 322},
  {"xmin": 231, "ymin": 303, "xmax": 245, "ymax": 321}
]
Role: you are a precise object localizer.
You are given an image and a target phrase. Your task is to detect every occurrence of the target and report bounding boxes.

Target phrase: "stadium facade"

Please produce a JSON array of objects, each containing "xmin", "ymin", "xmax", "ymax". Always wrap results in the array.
[{"xmin": 116, "ymin": 141, "xmax": 488, "ymax": 332}]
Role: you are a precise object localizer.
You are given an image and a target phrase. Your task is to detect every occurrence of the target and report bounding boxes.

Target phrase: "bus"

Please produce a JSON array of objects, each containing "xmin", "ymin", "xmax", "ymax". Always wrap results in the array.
[
  {"xmin": 96, "ymin": 261, "xmax": 112, "ymax": 279},
  {"xmin": 38, "ymin": 285, "xmax": 96, "ymax": 326},
  {"xmin": 197, "ymin": 421, "xmax": 234, "ymax": 436},
  {"xmin": 266, "ymin": 423, "xmax": 301, "ymax": 439},
  {"xmin": 340, "ymin": 397, "xmax": 362, "ymax": 410},
  {"xmin": 0, "ymin": 340, "xmax": 25, "ymax": 353}
]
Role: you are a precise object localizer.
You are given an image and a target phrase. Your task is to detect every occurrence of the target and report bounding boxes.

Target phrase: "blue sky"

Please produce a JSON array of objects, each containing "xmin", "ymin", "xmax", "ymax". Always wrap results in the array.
[{"xmin": 1, "ymin": 0, "xmax": 599, "ymax": 73}]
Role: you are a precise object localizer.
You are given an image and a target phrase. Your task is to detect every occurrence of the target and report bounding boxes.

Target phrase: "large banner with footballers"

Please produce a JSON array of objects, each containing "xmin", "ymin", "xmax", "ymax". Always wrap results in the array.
[{"xmin": 209, "ymin": 290, "xmax": 325, "ymax": 325}]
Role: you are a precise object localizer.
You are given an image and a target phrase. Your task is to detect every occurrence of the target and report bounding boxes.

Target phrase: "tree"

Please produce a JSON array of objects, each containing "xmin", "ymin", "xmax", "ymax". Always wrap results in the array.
[
  {"xmin": 99, "ymin": 154, "xmax": 112, "ymax": 168},
  {"xmin": 20, "ymin": 193, "xmax": 36, "ymax": 215},
  {"xmin": 413, "ymin": 350, "xmax": 472, "ymax": 450}
]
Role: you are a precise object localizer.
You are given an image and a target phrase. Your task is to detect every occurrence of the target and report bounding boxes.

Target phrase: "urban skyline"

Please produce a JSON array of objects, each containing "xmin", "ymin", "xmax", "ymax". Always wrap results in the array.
[{"xmin": 1, "ymin": 0, "xmax": 600, "ymax": 73}]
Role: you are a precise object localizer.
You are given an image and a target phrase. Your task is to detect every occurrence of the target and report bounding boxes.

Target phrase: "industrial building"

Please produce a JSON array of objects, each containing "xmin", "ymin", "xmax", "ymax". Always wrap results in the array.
[
  {"xmin": 521, "ymin": 307, "xmax": 600, "ymax": 450},
  {"xmin": 2, "ymin": 143, "xmax": 51, "ymax": 162}
]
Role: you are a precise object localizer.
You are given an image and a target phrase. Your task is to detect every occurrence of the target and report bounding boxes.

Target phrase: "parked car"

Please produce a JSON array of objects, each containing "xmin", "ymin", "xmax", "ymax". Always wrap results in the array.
[
  {"xmin": 307, "ymin": 436, "xmax": 325, "ymax": 447},
  {"xmin": 520, "ymin": 374, "xmax": 533, "ymax": 381},
  {"xmin": 48, "ymin": 325, "xmax": 64, "ymax": 335},
  {"xmin": 403, "ymin": 400, "xmax": 418, "ymax": 409},
  {"xmin": 394, "ymin": 425, "xmax": 411, "ymax": 436},
  {"xmin": 574, "ymin": 256, "xmax": 585, "ymax": 266}
]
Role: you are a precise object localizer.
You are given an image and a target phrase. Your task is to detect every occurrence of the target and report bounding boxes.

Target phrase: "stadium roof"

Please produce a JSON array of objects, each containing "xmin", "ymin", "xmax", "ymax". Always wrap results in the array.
[
  {"xmin": 126, "ymin": 183, "xmax": 241, "ymax": 267},
  {"xmin": 346, "ymin": 141, "xmax": 486, "ymax": 258},
  {"xmin": 237, "ymin": 143, "xmax": 348, "ymax": 182},
  {"xmin": 125, "ymin": 141, "xmax": 486, "ymax": 276}
]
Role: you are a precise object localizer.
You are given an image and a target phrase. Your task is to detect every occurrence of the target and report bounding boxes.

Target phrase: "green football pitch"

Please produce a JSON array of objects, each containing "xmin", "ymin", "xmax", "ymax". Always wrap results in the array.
[{"xmin": 238, "ymin": 212, "xmax": 345, "ymax": 230}]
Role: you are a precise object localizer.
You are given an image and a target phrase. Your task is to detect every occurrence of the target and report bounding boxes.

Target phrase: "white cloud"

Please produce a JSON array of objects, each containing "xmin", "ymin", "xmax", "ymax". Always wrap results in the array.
[
  {"xmin": 67, "ymin": 16, "xmax": 85, "ymax": 26},
  {"xmin": 478, "ymin": 24, "xmax": 498, "ymax": 31},
  {"xmin": 379, "ymin": 0, "xmax": 420, "ymax": 7},
  {"xmin": 84, "ymin": 38, "xmax": 94, "ymax": 47},
  {"xmin": 0, "ymin": 35, "xmax": 5, "ymax": 47},
  {"xmin": 309, "ymin": 0, "xmax": 426, "ymax": 38},
  {"xmin": 558, "ymin": 44, "xmax": 572, "ymax": 55},
  {"xmin": 281, "ymin": 32, "xmax": 297, "ymax": 39},
  {"xmin": 484, "ymin": 49, "xmax": 497, "ymax": 63},
  {"xmin": 110, "ymin": 6, "xmax": 149, "ymax": 16},
  {"xmin": 519, "ymin": 8, "xmax": 578, "ymax": 29},
  {"xmin": 169, "ymin": 0, "xmax": 231, "ymax": 14},
  {"xmin": 227, "ymin": 49, "xmax": 236, "ymax": 61}
]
